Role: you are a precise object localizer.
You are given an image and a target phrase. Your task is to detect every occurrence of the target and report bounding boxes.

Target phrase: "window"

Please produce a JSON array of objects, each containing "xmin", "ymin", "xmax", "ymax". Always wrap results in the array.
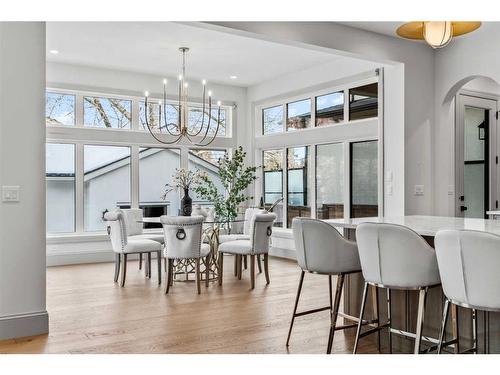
[
  {"xmin": 316, "ymin": 92, "xmax": 344, "ymax": 126},
  {"xmin": 84, "ymin": 145, "xmax": 131, "ymax": 231},
  {"xmin": 349, "ymin": 83, "xmax": 378, "ymax": 121},
  {"xmin": 350, "ymin": 141, "xmax": 378, "ymax": 218},
  {"xmin": 84, "ymin": 96, "xmax": 132, "ymax": 129},
  {"xmin": 46, "ymin": 92, "xmax": 75, "ymax": 126},
  {"xmin": 287, "ymin": 146, "xmax": 311, "ymax": 227},
  {"xmin": 139, "ymin": 148, "xmax": 181, "ymax": 217},
  {"xmin": 262, "ymin": 105, "xmax": 283, "ymax": 134},
  {"xmin": 189, "ymin": 106, "xmax": 227, "ymax": 136},
  {"xmin": 139, "ymin": 101, "xmax": 180, "ymax": 133},
  {"xmin": 46, "ymin": 143, "xmax": 75, "ymax": 233},
  {"xmin": 316, "ymin": 143, "xmax": 344, "ymax": 219},
  {"xmin": 188, "ymin": 149, "xmax": 226, "ymax": 208},
  {"xmin": 287, "ymin": 99, "xmax": 311, "ymax": 131},
  {"xmin": 263, "ymin": 149, "xmax": 284, "ymax": 227}
]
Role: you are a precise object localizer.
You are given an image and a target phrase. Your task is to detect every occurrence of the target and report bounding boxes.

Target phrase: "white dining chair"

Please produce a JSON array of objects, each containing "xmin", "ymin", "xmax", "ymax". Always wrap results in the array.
[
  {"xmin": 217, "ymin": 213, "xmax": 276, "ymax": 289},
  {"xmin": 435, "ymin": 229, "xmax": 500, "ymax": 354},
  {"xmin": 289, "ymin": 218, "xmax": 365, "ymax": 354},
  {"xmin": 104, "ymin": 210, "xmax": 163, "ymax": 287},
  {"xmin": 354, "ymin": 222, "xmax": 441, "ymax": 354},
  {"xmin": 161, "ymin": 215, "xmax": 210, "ymax": 294},
  {"xmin": 119, "ymin": 208, "xmax": 164, "ymax": 276}
]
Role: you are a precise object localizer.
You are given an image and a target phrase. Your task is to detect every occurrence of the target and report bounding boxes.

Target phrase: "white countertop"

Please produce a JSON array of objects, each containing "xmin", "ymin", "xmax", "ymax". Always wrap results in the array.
[{"xmin": 324, "ymin": 215, "xmax": 500, "ymax": 237}]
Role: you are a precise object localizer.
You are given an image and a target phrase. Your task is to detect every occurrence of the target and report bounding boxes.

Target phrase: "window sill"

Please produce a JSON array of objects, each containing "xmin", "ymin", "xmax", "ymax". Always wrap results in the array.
[{"xmin": 46, "ymin": 228, "xmax": 163, "ymax": 244}]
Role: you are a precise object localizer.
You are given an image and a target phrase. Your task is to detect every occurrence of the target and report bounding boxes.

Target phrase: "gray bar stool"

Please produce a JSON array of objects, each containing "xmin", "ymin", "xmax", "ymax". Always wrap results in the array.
[
  {"xmin": 435, "ymin": 229, "xmax": 500, "ymax": 354},
  {"xmin": 289, "ymin": 218, "xmax": 375, "ymax": 354},
  {"xmin": 354, "ymin": 222, "xmax": 441, "ymax": 354}
]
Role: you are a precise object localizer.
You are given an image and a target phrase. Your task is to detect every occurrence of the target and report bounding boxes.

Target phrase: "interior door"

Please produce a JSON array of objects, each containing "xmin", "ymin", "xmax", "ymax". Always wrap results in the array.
[{"xmin": 456, "ymin": 93, "xmax": 498, "ymax": 218}]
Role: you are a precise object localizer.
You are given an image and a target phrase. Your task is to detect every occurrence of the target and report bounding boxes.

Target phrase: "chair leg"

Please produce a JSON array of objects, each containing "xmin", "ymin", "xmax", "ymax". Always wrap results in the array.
[
  {"xmin": 353, "ymin": 282, "xmax": 369, "ymax": 354},
  {"xmin": 157, "ymin": 251, "xmax": 162, "ymax": 285},
  {"xmin": 120, "ymin": 254, "xmax": 128, "ymax": 287},
  {"xmin": 327, "ymin": 274, "xmax": 344, "ymax": 354},
  {"xmin": 437, "ymin": 299, "xmax": 450, "ymax": 354},
  {"xmin": 374, "ymin": 287, "xmax": 381, "ymax": 353},
  {"xmin": 195, "ymin": 258, "xmax": 201, "ymax": 294},
  {"xmin": 243, "ymin": 255, "xmax": 248, "ymax": 270},
  {"xmin": 139, "ymin": 253, "xmax": 143, "ymax": 270},
  {"xmin": 234, "ymin": 255, "xmax": 238, "ymax": 276},
  {"xmin": 451, "ymin": 304, "xmax": 460, "ymax": 353},
  {"xmin": 205, "ymin": 254, "xmax": 210, "ymax": 287},
  {"xmin": 472, "ymin": 309, "xmax": 478, "ymax": 354},
  {"xmin": 387, "ymin": 288, "xmax": 392, "ymax": 354},
  {"xmin": 250, "ymin": 255, "xmax": 256, "ymax": 289},
  {"xmin": 165, "ymin": 259, "xmax": 173, "ymax": 294},
  {"xmin": 237, "ymin": 255, "xmax": 242, "ymax": 280},
  {"xmin": 114, "ymin": 253, "xmax": 121, "ymax": 282},
  {"xmin": 164, "ymin": 257, "xmax": 167, "ymax": 273},
  {"xmin": 263, "ymin": 254, "xmax": 270, "ymax": 284},
  {"xmin": 147, "ymin": 253, "xmax": 152, "ymax": 279},
  {"xmin": 414, "ymin": 288, "xmax": 428, "ymax": 354},
  {"xmin": 286, "ymin": 270, "xmax": 305, "ymax": 347},
  {"xmin": 218, "ymin": 253, "xmax": 224, "ymax": 286},
  {"xmin": 257, "ymin": 255, "xmax": 262, "ymax": 274}
]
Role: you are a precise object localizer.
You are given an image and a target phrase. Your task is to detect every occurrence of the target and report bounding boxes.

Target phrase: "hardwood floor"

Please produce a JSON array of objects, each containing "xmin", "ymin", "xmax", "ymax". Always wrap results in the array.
[{"xmin": 0, "ymin": 256, "xmax": 379, "ymax": 354}]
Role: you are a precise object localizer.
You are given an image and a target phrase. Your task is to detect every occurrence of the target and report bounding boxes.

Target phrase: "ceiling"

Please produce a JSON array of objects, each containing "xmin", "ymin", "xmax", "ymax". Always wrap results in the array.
[
  {"xmin": 340, "ymin": 22, "xmax": 405, "ymax": 38},
  {"xmin": 46, "ymin": 22, "xmax": 343, "ymax": 87}
]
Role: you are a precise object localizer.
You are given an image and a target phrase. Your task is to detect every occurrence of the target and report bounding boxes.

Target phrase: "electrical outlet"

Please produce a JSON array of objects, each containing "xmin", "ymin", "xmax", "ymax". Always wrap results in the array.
[
  {"xmin": 414, "ymin": 185, "xmax": 424, "ymax": 196},
  {"xmin": 2, "ymin": 186, "xmax": 20, "ymax": 202}
]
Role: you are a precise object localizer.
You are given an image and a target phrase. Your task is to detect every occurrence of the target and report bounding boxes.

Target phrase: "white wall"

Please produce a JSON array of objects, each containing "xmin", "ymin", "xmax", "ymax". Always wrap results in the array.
[
  {"xmin": 0, "ymin": 22, "xmax": 48, "ymax": 339},
  {"xmin": 208, "ymin": 22, "xmax": 437, "ymax": 217},
  {"xmin": 434, "ymin": 23, "xmax": 500, "ymax": 216}
]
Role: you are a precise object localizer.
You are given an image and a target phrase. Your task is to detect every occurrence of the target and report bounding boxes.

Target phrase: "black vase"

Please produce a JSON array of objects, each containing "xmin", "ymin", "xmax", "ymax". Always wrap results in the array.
[{"xmin": 181, "ymin": 188, "xmax": 192, "ymax": 216}]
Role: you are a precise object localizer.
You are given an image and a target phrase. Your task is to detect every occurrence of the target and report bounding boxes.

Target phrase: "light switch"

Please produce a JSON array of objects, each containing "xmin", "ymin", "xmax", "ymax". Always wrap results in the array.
[
  {"xmin": 2, "ymin": 186, "xmax": 20, "ymax": 202},
  {"xmin": 414, "ymin": 185, "xmax": 424, "ymax": 196}
]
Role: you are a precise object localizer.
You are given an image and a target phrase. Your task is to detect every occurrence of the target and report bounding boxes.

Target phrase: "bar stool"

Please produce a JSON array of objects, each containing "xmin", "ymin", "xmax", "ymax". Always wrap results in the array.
[
  {"xmin": 288, "ymin": 218, "xmax": 375, "ymax": 354},
  {"xmin": 435, "ymin": 229, "xmax": 500, "ymax": 354},
  {"xmin": 354, "ymin": 222, "xmax": 441, "ymax": 354}
]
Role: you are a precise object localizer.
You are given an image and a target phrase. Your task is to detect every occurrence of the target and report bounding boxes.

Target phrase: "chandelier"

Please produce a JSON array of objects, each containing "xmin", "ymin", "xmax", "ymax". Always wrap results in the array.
[
  {"xmin": 144, "ymin": 47, "xmax": 222, "ymax": 146},
  {"xmin": 396, "ymin": 22, "xmax": 481, "ymax": 49}
]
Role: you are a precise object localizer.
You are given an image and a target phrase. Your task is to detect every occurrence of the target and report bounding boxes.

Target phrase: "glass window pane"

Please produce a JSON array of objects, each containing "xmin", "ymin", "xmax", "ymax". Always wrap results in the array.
[
  {"xmin": 84, "ymin": 96, "xmax": 132, "ymax": 129},
  {"xmin": 287, "ymin": 146, "xmax": 311, "ymax": 227},
  {"xmin": 139, "ymin": 101, "xmax": 179, "ymax": 134},
  {"xmin": 287, "ymin": 99, "xmax": 311, "ymax": 131},
  {"xmin": 46, "ymin": 92, "xmax": 75, "ymax": 126},
  {"xmin": 316, "ymin": 143, "xmax": 344, "ymax": 219},
  {"xmin": 351, "ymin": 141, "xmax": 378, "ymax": 218},
  {"xmin": 188, "ymin": 149, "xmax": 226, "ymax": 209},
  {"xmin": 139, "ymin": 147, "xmax": 180, "ymax": 221},
  {"xmin": 46, "ymin": 143, "xmax": 75, "ymax": 233},
  {"xmin": 315, "ymin": 92, "xmax": 344, "ymax": 126},
  {"xmin": 262, "ymin": 105, "xmax": 283, "ymax": 134},
  {"xmin": 84, "ymin": 145, "xmax": 131, "ymax": 231},
  {"xmin": 349, "ymin": 83, "xmax": 378, "ymax": 121},
  {"xmin": 188, "ymin": 106, "xmax": 227, "ymax": 136},
  {"xmin": 263, "ymin": 149, "xmax": 284, "ymax": 228}
]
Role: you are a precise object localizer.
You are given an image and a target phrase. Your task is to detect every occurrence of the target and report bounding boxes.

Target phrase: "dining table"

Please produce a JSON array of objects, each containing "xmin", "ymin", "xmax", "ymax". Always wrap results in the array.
[
  {"xmin": 324, "ymin": 215, "xmax": 500, "ymax": 353},
  {"xmin": 138, "ymin": 217, "xmax": 245, "ymax": 283}
]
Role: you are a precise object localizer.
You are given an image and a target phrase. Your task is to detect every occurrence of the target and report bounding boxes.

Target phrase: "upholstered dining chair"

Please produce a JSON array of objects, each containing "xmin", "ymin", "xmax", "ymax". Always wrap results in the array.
[
  {"xmin": 435, "ymin": 229, "xmax": 500, "ymax": 354},
  {"xmin": 104, "ymin": 211, "xmax": 162, "ymax": 287},
  {"xmin": 217, "ymin": 213, "xmax": 276, "ymax": 289},
  {"xmin": 119, "ymin": 208, "xmax": 164, "ymax": 276},
  {"xmin": 160, "ymin": 215, "xmax": 210, "ymax": 294},
  {"xmin": 218, "ymin": 207, "xmax": 267, "ymax": 274}
]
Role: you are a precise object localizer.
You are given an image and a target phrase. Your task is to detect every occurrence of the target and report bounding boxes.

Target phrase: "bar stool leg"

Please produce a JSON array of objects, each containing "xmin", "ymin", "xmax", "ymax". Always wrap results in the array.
[
  {"xmin": 327, "ymin": 274, "xmax": 344, "ymax": 354},
  {"xmin": 373, "ymin": 287, "xmax": 381, "ymax": 353},
  {"xmin": 353, "ymin": 282, "xmax": 369, "ymax": 354},
  {"xmin": 437, "ymin": 299, "xmax": 450, "ymax": 354},
  {"xmin": 414, "ymin": 287, "xmax": 428, "ymax": 354},
  {"xmin": 451, "ymin": 304, "xmax": 460, "ymax": 353},
  {"xmin": 286, "ymin": 270, "xmax": 305, "ymax": 347},
  {"xmin": 387, "ymin": 288, "xmax": 392, "ymax": 354},
  {"xmin": 472, "ymin": 309, "xmax": 478, "ymax": 354}
]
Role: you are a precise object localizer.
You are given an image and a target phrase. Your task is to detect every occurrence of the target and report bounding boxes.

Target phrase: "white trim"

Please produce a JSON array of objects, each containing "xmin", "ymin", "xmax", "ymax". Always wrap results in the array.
[{"xmin": 0, "ymin": 311, "xmax": 49, "ymax": 340}]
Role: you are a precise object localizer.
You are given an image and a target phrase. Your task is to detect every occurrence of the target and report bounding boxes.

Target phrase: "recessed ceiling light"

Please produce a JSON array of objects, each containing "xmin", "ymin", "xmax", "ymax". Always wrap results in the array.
[
  {"xmin": 230, "ymin": 75, "xmax": 237, "ymax": 80},
  {"xmin": 49, "ymin": 49, "xmax": 59, "ymax": 55}
]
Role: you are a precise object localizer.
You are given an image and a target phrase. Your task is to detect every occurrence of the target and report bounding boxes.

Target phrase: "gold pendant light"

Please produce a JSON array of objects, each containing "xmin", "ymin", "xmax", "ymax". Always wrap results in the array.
[{"xmin": 396, "ymin": 21, "xmax": 481, "ymax": 49}]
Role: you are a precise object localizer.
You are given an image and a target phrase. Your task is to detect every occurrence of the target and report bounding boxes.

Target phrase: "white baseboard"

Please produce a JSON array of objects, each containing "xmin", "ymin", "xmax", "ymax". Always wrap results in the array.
[{"xmin": 0, "ymin": 311, "xmax": 49, "ymax": 340}]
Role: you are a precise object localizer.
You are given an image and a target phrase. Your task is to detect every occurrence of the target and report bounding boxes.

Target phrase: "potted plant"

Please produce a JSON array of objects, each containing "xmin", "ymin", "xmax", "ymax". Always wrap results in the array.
[
  {"xmin": 194, "ymin": 146, "xmax": 257, "ymax": 223},
  {"xmin": 162, "ymin": 168, "xmax": 204, "ymax": 216}
]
